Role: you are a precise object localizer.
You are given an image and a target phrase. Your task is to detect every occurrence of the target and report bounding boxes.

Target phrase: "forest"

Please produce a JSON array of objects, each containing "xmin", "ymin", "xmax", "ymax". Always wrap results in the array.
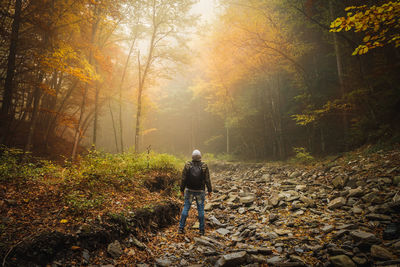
[
  {"xmin": 1, "ymin": 0, "xmax": 400, "ymax": 266},
  {"xmin": 0, "ymin": 0, "xmax": 398, "ymax": 160}
]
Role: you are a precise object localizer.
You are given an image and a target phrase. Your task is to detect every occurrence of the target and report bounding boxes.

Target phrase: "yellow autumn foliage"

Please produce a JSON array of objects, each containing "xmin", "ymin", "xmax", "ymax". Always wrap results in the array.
[{"xmin": 330, "ymin": 1, "xmax": 400, "ymax": 55}]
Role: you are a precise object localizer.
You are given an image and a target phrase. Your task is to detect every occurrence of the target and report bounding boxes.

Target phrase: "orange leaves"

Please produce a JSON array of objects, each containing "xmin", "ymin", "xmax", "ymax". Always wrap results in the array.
[
  {"xmin": 330, "ymin": 1, "xmax": 400, "ymax": 55},
  {"xmin": 41, "ymin": 44, "xmax": 99, "ymax": 83}
]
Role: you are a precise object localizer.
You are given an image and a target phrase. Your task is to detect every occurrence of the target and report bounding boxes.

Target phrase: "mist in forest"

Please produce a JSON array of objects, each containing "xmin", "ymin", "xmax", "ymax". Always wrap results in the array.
[{"xmin": 1, "ymin": 0, "xmax": 399, "ymax": 160}]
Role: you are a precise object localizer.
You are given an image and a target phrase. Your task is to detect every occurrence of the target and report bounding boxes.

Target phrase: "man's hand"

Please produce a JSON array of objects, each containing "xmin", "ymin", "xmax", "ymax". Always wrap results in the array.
[{"xmin": 208, "ymin": 192, "xmax": 212, "ymax": 198}]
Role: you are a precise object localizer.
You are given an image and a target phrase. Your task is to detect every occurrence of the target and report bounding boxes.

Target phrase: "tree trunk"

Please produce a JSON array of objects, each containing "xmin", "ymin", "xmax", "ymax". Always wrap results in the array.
[
  {"xmin": 72, "ymin": 5, "xmax": 98, "ymax": 160},
  {"xmin": 226, "ymin": 126, "xmax": 230, "ymax": 154},
  {"xmin": 24, "ymin": 73, "xmax": 43, "ymax": 152},
  {"xmin": 2, "ymin": 0, "xmax": 22, "ymax": 117},
  {"xmin": 118, "ymin": 39, "xmax": 136, "ymax": 153},
  {"xmin": 134, "ymin": 85, "xmax": 143, "ymax": 153},
  {"xmin": 1, "ymin": 0, "xmax": 22, "ymax": 143},
  {"xmin": 109, "ymin": 98, "xmax": 119, "ymax": 153},
  {"xmin": 329, "ymin": 0, "xmax": 348, "ymax": 150},
  {"xmin": 134, "ymin": 3, "xmax": 158, "ymax": 153},
  {"xmin": 71, "ymin": 84, "xmax": 89, "ymax": 159},
  {"xmin": 43, "ymin": 71, "xmax": 63, "ymax": 149},
  {"xmin": 320, "ymin": 126, "xmax": 326, "ymax": 154},
  {"xmin": 44, "ymin": 79, "xmax": 77, "ymax": 145},
  {"xmin": 92, "ymin": 72, "xmax": 99, "ymax": 146}
]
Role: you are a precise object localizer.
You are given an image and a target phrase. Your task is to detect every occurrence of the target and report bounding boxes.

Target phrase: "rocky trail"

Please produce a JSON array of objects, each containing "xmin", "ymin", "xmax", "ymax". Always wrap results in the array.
[
  {"xmin": 123, "ymin": 150, "xmax": 400, "ymax": 267},
  {"xmin": 7, "ymin": 150, "xmax": 400, "ymax": 266}
]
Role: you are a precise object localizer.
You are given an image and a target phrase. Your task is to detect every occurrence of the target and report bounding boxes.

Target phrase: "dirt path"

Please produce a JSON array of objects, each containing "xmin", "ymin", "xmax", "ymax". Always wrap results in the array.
[{"xmin": 125, "ymin": 152, "xmax": 400, "ymax": 266}]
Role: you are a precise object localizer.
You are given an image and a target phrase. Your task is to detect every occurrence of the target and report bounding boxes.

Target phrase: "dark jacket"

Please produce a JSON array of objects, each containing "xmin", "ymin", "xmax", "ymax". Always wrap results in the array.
[{"xmin": 180, "ymin": 160, "xmax": 212, "ymax": 193}]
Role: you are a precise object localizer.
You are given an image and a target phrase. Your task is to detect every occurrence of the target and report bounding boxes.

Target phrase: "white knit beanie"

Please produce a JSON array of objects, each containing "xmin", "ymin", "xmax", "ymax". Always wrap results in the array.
[{"xmin": 192, "ymin": 149, "xmax": 201, "ymax": 160}]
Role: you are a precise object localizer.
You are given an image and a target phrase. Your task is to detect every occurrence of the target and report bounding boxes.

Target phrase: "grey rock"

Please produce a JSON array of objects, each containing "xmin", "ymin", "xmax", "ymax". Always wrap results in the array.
[
  {"xmin": 332, "ymin": 177, "xmax": 345, "ymax": 189},
  {"xmin": 82, "ymin": 249, "xmax": 90, "ymax": 262},
  {"xmin": 351, "ymin": 206, "xmax": 362, "ymax": 214},
  {"xmin": 269, "ymin": 193, "xmax": 280, "ymax": 207},
  {"xmin": 348, "ymin": 187, "xmax": 364, "ymax": 197},
  {"xmin": 350, "ymin": 230, "xmax": 380, "ymax": 244},
  {"xmin": 216, "ymin": 251, "xmax": 247, "ymax": 267},
  {"xmin": 393, "ymin": 176, "xmax": 400, "ymax": 186},
  {"xmin": 155, "ymin": 258, "xmax": 172, "ymax": 267},
  {"xmin": 249, "ymin": 254, "xmax": 267, "ymax": 263},
  {"xmin": 299, "ymin": 196, "xmax": 314, "ymax": 207},
  {"xmin": 240, "ymin": 195, "xmax": 256, "ymax": 205},
  {"xmin": 352, "ymin": 256, "xmax": 367, "ymax": 265},
  {"xmin": 295, "ymin": 184, "xmax": 307, "ymax": 191},
  {"xmin": 366, "ymin": 213, "xmax": 391, "ymax": 221},
  {"xmin": 266, "ymin": 256, "xmax": 284, "ymax": 264},
  {"xmin": 107, "ymin": 240, "xmax": 122, "ymax": 259},
  {"xmin": 370, "ymin": 245, "xmax": 396, "ymax": 260},
  {"xmin": 332, "ymin": 229, "xmax": 349, "ymax": 240},
  {"xmin": 194, "ymin": 237, "xmax": 214, "ymax": 247},
  {"xmin": 362, "ymin": 192, "xmax": 377, "ymax": 202},
  {"xmin": 208, "ymin": 215, "xmax": 224, "ymax": 227},
  {"xmin": 328, "ymin": 197, "xmax": 346, "ymax": 209},
  {"xmin": 129, "ymin": 236, "xmax": 146, "ymax": 249},
  {"xmin": 321, "ymin": 225, "xmax": 335, "ymax": 233},
  {"xmin": 329, "ymin": 255, "xmax": 356, "ymax": 267},
  {"xmin": 216, "ymin": 228, "xmax": 230, "ymax": 236}
]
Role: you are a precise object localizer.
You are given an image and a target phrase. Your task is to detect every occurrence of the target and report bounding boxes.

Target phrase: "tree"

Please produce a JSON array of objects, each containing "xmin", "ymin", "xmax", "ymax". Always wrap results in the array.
[
  {"xmin": 1, "ymin": 0, "xmax": 21, "ymax": 120},
  {"xmin": 133, "ymin": 0, "xmax": 197, "ymax": 152}
]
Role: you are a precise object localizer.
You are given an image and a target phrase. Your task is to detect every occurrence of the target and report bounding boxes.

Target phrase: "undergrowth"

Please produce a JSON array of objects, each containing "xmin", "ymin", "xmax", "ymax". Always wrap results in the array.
[{"xmin": 0, "ymin": 147, "xmax": 183, "ymax": 215}]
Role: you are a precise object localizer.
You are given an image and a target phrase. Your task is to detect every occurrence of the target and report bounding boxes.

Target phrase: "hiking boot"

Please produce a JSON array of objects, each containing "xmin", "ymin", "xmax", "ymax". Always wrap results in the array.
[
  {"xmin": 199, "ymin": 230, "xmax": 205, "ymax": 236},
  {"xmin": 178, "ymin": 228, "xmax": 185, "ymax": 234}
]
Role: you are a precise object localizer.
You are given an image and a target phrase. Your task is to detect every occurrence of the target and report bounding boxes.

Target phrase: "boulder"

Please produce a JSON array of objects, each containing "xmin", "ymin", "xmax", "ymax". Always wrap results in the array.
[
  {"xmin": 329, "ymin": 255, "xmax": 356, "ymax": 267},
  {"xmin": 295, "ymin": 184, "xmax": 307, "ymax": 191},
  {"xmin": 350, "ymin": 230, "xmax": 380, "ymax": 244},
  {"xmin": 216, "ymin": 228, "xmax": 230, "ymax": 236},
  {"xmin": 348, "ymin": 187, "xmax": 363, "ymax": 197},
  {"xmin": 216, "ymin": 251, "xmax": 247, "ymax": 267},
  {"xmin": 269, "ymin": 194, "xmax": 280, "ymax": 207},
  {"xmin": 240, "ymin": 195, "xmax": 256, "ymax": 205},
  {"xmin": 107, "ymin": 240, "xmax": 122, "ymax": 259},
  {"xmin": 328, "ymin": 197, "xmax": 346, "ymax": 209},
  {"xmin": 365, "ymin": 213, "xmax": 391, "ymax": 221},
  {"xmin": 393, "ymin": 176, "xmax": 400, "ymax": 186},
  {"xmin": 332, "ymin": 177, "xmax": 345, "ymax": 189},
  {"xmin": 155, "ymin": 258, "xmax": 172, "ymax": 267},
  {"xmin": 299, "ymin": 196, "xmax": 315, "ymax": 207},
  {"xmin": 370, "ymin": 245, "xmax": 396, "ymax": 260},
  {"xmin": 266, "ymin": 256, "xmax": 284, "ymax": 264},
  {"xmin": 194, "ymin": 237, "xmax": 214, "ymax": 247}
]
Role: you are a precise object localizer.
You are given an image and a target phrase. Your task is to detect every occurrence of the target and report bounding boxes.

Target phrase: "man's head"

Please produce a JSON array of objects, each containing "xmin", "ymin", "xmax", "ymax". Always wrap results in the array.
[{"xmin": 192, "ymin": 149, "xmax": 201, "ymax": 161}]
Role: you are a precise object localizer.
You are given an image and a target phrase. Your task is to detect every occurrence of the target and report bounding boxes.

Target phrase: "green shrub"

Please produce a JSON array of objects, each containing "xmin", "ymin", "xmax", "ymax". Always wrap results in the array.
[
  {"xmin": 290, "ymin": 147, "xmax": 314, "ymax": 164},
  {"xmin": 203, "ymin": 152, "xmax": 234, "ymax": 162},
  {"xmin": 65, "ymin": 191, "xmax": 105, "ymax": 215}
]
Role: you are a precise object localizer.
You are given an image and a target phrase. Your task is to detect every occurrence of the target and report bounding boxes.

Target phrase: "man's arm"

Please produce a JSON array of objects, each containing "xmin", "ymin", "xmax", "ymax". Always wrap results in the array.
[
  {"xmin": 180, "ymin": 163, "xmax": 189, "ymax": 193},
  {"xmin": 203, "ymin": 164, "xmax": 212, "ymax": 196}
]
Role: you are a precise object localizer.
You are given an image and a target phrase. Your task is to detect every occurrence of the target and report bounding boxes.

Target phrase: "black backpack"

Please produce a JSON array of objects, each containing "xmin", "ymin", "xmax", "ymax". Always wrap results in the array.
[{"xmin": 186, "ymin": 162, "xmax": 204, "ymax": 190}]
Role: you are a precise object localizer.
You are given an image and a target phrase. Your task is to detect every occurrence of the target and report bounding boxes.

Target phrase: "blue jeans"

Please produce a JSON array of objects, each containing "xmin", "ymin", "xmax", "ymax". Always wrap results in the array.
[{"xmin": 179, "ymin": 189, "xmax": 205, "ymax": 232}]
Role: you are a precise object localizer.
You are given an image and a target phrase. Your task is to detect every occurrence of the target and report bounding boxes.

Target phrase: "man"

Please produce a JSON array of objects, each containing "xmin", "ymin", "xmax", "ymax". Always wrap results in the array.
[{"xmin": 178, "ymin": 149, "xmax": 212, "ymax": 235}]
